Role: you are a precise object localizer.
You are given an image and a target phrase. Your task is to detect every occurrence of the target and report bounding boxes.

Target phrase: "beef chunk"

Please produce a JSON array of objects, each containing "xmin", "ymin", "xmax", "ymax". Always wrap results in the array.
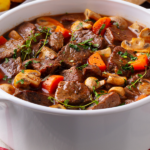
[
  {"xmin": 74, "ymin": 30, "xmax": 104, "ymax": 49},
  {"xmin": 23, "ymin": 58, "xmax": 61, "ymax": 77},
  {"xmin": 124, "ymin": 87, "xmax": 139, "ymax": 99},
  {"xmin": 87, "ymin": 92, "xmax": 121, "ymax": 110},
  {"xmin": 104, "ymin": 26, "xmax": 137, "ymax": 45},
  {"xmin": 61, "ymin": 66, "xmax": 84, "ymax": 82},
  {"xmin": 55, "ymin": 81, "xmax": 91, "ymax": 105},
  {"xmin": 49, "ymin": 32, "xmax": 64, "ymax": 52},
  {"xmin": 0, "ymin": 39, "xmax": 24, "ymax": 62},
  {"xmin": 0, "ymin": 57, "xmax": 23, "ymax": 78},
  {"xmin": 14, "ymin": 90, "xmax": 53, "ymax": 106},
  {"xmin": 56, "ymin": 41, "xmax": 92, "ymax": 68},
  {"xmin": 17, "ymin": 22, "xmax": 36, "ymax": 39},
  {"xmin": 31, "ymin": 41, "xmax": 42, "ymax": 57},
  {"xmin": 82, "ymin": 65, "xmax": 102, "ymax": 79},
  {"xmin": 107, "ymin": 46, "xmax": 136, "ymax": 76},
  {"xmin": 60, "ymin": 14, "xmax": 84, "ymax": 22},
  {"xmin": 128, "ymin": 69, "xmax": 150, "ymax": 84}
]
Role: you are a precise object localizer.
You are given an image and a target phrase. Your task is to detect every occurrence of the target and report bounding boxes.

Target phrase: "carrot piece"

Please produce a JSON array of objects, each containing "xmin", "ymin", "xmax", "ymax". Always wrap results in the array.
[
  {"xmin": 0, "ymin": 36, "xmax": 7, "ymax": 46},
  {"xmin": 131, "ymin": 54, "xmax": 148, "ymax": 71},
  {"xmin": 55, "ymin": 26, "xmax": 71, "ymax": 38},
  {"xmin": 88, "ymin": 52, "xmax": 106, "ymax": 71},
  {"xmin": 136, "ymin": 94, "xmax": 147, "ymax": 101},
  {"xmin": 92, "ymin": 17, "xmax": 111, "ymax": 36},
  {"xmin": 42, "ymin": 75, "xmax": 64, "ymax": 94},
  {"xmin": 0, "ymin": 73, "xmax": 4, "ymax": 80}
]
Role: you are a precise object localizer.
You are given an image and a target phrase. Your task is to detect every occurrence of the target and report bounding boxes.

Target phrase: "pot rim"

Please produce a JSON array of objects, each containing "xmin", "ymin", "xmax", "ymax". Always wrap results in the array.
[{"xmin": 0, "ymin": 0, "xmax": 150, "ymax": 116}]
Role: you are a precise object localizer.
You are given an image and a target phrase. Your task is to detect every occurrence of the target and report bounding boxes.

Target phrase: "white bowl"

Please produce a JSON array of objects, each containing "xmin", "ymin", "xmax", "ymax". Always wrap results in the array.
[{"xmin": 0, "ymin": 0, "xmax": 150, "ymax": 150}]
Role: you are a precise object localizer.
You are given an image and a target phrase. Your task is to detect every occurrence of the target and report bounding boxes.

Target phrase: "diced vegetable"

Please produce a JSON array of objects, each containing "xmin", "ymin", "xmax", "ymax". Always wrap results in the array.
[
  {"xmin": 0, "ymin": 36, "xmax": 7, "ymax": 46},
  {"xmin": 131, "ymin": 54, "xmax": 148, "ymax": 70},
  {"xmin": 8, "ymin": 30, "xmax": 23, "ymax": 40},
  {"xmin": 0, "ymin": 0, "xmax": 10, "ymax": 12},
  {"xmin": 36, "ymin": 16, "xmax": 64, "ymax": 28},
  {"xmin": 88, "ymin": 52, "xmax": 106, "ymax": 71},
  {"xmin": 92, "ymin": 17, "xmax": 111, "ymax": 35},
  {"xmin": 0, "ymin": 84, "xmax": 15, "ymax": 95},
  {"xmin": 136, "ymin": 94, "xmax": 147, "ymax": 101},
  {"xmin": 55, "ymin": 26, "xmax": 71, "ymax": 38},
  {"xmin": 96, "ymin": 47, "xmax": 111, "ymax": 57},
  {"xmin": 84, "ymin": 9, "xmax": 101, "ymax": 21},
  {"xmin": 42, "ymin": 75, "xmax": 64, "ymax": 94}
]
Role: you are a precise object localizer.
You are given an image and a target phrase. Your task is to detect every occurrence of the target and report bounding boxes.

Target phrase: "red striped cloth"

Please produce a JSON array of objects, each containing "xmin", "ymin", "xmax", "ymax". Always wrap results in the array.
[
  {"xmin": 0, "ymin": 148, "xmax": 9, "ymax": 150},
  {"xmin": 0, "ymin": 140, "xmax": 12, "ymax": 150}
]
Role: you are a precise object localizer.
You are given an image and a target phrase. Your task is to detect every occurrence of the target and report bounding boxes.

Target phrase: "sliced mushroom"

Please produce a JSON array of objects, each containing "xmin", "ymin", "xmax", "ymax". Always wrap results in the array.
[
  {"xmin": 50, "ymin": 104, "xmax": 66, "ymax": 109},
  {"xmin": 106, "ymin": 75, "xmax": 127, "ymax": 86},
  {"xmin": 38, "ymin": 46, "xmax": 57, "ymax": 60},
  {"xmin": 71, "ymin": 21, "xmax": 92, "ymax": 31},
  {"xmin": 84, "ymin": 9, "xmax": 101, "ymax": 21},
  {"xmin": 139, "ymin": 28, "xmax": 150, "ymax": 43},
  {"xmin": 96, "ymin": 47, "xmax": 111, "ymax": 57},
  {"xmin": 138, "ymin": 79, "xmax": 150, "ymax": 95},
  {"xmin": 102, "ymin": 72, "xmax": 118, "ymax": 78},
  {"xmin": 0, "ymin": 84, "xmax": 15, "ymax": 95},
  {"xmin": 128, "ymin": 22, "xmax": 143, "ymax": 36},
  {"xmin": 121, "ymin": 38, "xmax": 150, "ymax": 52},
  {"xmin": 85, "ymin": 77, "xmax": 106, "ymax": 91},
  {"xmin": 108, "ymin": 87, "xmax": 125, "ymax": 97},
  {"xmin": 14, "ymin": 70, "xmax": 41, "ymax": 89},
  {"xmin": 36, "ymin": 16, "xmax": 63, "ymax": 28},
  {"xmin": 8, "ymin": 30, "xmax": 23, "ymax": 40},
  {"xmin": 110, "ymin": 16, "xmax": 128, "ymax": 29}
]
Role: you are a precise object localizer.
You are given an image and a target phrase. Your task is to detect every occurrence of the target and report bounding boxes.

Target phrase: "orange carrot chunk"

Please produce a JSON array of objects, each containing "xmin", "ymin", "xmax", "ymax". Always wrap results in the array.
[
  {"xmin": 42, "ymin": 75, "xmax": 64, "ymax": 94},
  {"xmin": 0, "ymin": 36, "xmax": 7, "ymax": 46},
  {"xmin": 136, "ymin": 94, "xmax": 147, "ymax": 101},
  {"xmin": 131, "ymin": 54, "xmax": 148, "ymax": 71},
  {"xmin": 92, "ymin": 17, "xmax": 111, "ymax": 36},
  {"xmin": 88, "ymin": 52, "xmax": 106, "ymax": 71},
  {"xmin": 55, "ymin": 26, "xmax": 71, "ymax": 38}
]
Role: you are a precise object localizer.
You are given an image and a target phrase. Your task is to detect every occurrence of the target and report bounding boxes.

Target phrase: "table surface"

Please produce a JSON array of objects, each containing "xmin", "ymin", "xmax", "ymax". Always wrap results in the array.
[{"xmin": 0, "ymin": 1, "xmax": 150, "ymax": 150}]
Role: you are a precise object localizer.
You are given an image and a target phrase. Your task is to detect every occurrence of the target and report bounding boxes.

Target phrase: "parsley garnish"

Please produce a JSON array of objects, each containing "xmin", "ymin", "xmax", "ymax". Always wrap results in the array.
[
  {"xmin": 117, "ymin": 70, "xmax": 123, "ymax": 75},
  {"xmin": 69, "ymin": 43, "xmax": 80, "ymax": 51},
  {"xmin": 21, "ymin": 70, "xmax": 25, "ymax": 73},
  {"xmin": 49, "ymin": 63, "xmax": 52, "ymax": 66},
  {"xmin": 33, "ymin": 60, "xmax": 40, "ymax": 63},
  {"xmin": 122, "ymin": 64, "xmax": 134, "ymax": 73},
  {"xmin": 16, "ymin": 79, "xmax": 24, "ymax": 84},
  {"xmin": 5, "ymin": 58, "xmax": 9, "ymax": 63},
  {"xmin": 77, "ymin": 64, "xmax": 88, "ymax": 70},
  {"xmin": 13, "ymin": 49, "xmax": 17, "ymax": 59},
  {"xmin": 113, "ymin": 22, "xmax": 119, "ymax": 28},
  {"xmin": 3, "ymin": 75, "xmax": 8, "ymax": 81},
  {"xmin": 98, "ymin": 24, "xmax": 106, "ymax": 34},
  {"xmin": 76, "ymin": 22, "xmax": 83, "ymax": 29},
  {"xmin": 8, "ymin": 79, "xmax": 12, "ymax": 84},
  {"xmin": 24, "ymin": 61, "xmax": 32, "ymax": 68}
]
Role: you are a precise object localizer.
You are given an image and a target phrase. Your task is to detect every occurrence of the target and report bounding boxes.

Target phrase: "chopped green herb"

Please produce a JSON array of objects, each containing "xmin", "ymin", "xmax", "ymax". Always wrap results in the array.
[
  {"xmin": 63, "ymin": 51, "xmax": 65, "ymax": 54},
  {"xmin": 69, "ymin": 43, "xmax": 80, "ymax": 51},
  {"xmin": 77, "ymin": 64, "xmax": 88, "ymax": 70},
  {"xmin": 13, "ymin": 49, "xmax": 17, "ymax": 59},
  {"xmin": 60, "ymin": 60, "xmax": 64, "ymax": 64},
  {"xmin": 138, "ymin": 74, "xmax": 143, "ymax": 77},
  {"xmin": 76, "ymin": 22, "xmax": 83, "ymax": 29},
  {"xmin": 122, "ymin": 64, "xmax": 134, "ymax": 73},
  {"xmin": 24, "ymin": 61, "xmax": 32, "ymax": 68},
  {"xmin": 5, "ymin": 58, "xmax": 9, "ymax": 63},
  {"xmin": 8, "ymin": 79, "xmax": 12, "ymax": 84},
  {"xmin": 95, "ymin": 79, "xmax": 99, "ymax": 86},
  {"xmin": 117, "ymin": 70, "xmax": 123, "ymax": 75},
  {"xmin": 3, "ymin": 75, "xmax": 8, "ymax": 81},
  {"xmin": 21, "ymin": 70, "xmax": 25, "ymax": 73},
  {"xmin": 49, "ymin": 63, "xmax": 52, "ymax": 66},
  {"xmin": 113, "ymin": 22, "xmax": 119, "ymax": 28},
  {"xmin": 64, "ymin": 99, "xmax": 69, "ymax": 106},
  {"xmin": 79, "ymin": 38, "xmax": 93, "ymax": 45},
  {"xmin": 33, "ymin": 60, "xmax": 40, "ymax": 63},
  {"xmin": 16, "ymin": 79, "xmax": 24, "ymax": 84},
  {"xmin": 98, "ymin": 24, "xmax": 106, "ymax": 34}
]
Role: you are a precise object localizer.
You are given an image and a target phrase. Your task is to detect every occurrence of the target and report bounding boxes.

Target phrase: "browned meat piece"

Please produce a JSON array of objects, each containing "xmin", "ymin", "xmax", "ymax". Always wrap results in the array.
[
  {"xmin": 23, "ymin": 58, "xmax": 61, "ymax": 77},
  {"xmin": 31, "ymin": 41, "xmax": 42, "ymax": 57},
  {"xmin": 49, "ymin": 32, "xmax": 64, "ymax": 52},
  {"xmin": 74, "ymin": 30, "xmax": 105, "ymax": 49},
  {"xmin": 124, "ymin": 87, "xmax": 139, "ymax": 99},
  {"xmin": 87, "ymin": 92, "xmax": 121, "ymax": 110},
  {"xmin": 104, "ymin": 26, "xmax": 137, "ymax": 45},
  {"xmin": 61, "ymin": 66, "xmax": 84, "ymax": 82},
  {"xmin": 0, "ymin": 57, "xmax": 23, "ymax": 78},
  {"xmin": 82, "ymin": 65, "xmax": 102, "ymax": 79},
  {"xmin": 107, "ymin": 46, "xmax": 136, "ymax": 76},
  {"xmin": 128, "ymin": 69, "xmax": 150, "ymax": 84},
  {"xmin": 0, "ymin": 39, "xmax": 24, "ymax": 62},
  {"xmin": 14, "ymin": 90, "xmax": 53, "ymax": 106},
  {"xmin": 55, "ymin": 81, "xmax": 91, "ymax": 105},
  {"xmin": 17, "ymin": 22, "xmax": 36, "ymax": 39},
  {"xmin": 60, "ymin": 14, "xmax": 84, "ymax": 22},
  {"xmin": 56, "ymin": 41, "xmax": 92, "ymax": 68}
]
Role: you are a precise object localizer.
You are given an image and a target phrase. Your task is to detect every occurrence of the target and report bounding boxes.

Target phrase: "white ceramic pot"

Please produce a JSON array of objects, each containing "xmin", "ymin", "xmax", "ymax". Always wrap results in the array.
[{"xmin": 0, "ymin": 0, "xmax": 150, "ymax": 150}]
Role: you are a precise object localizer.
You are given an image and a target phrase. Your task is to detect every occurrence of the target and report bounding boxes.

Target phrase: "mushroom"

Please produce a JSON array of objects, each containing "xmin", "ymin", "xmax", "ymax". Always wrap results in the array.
[
  {"xmin": 71, "ymin": 21, "xmax": 92, "ymax": 31},
  {"xmin": 14, "ymin": 70, "xmax": 41, "ymax": 89},
  {"xmin": 106, "ymin": 75, "xmax": 127, "ymax": 86},
  {"xmin": 138, "ymin": 79, "xmax": 150, "ymax": 95},
  {"xmin": 108, "ymin": 87, "xmax": 125, "ymax": 97},
  {"xmin": 85, "ymin": 77, "xmax": 106, "ymax": 91},
  {"xmin": 96, "ymin": 47, "xmax": 111, "ymax": 57},
  {"xmin": 50, "ymin": 104, "xmax": 66, "ymax": 109},
  {"xmin": 36, "ymin": 16, "xmax": 63, "ymax": 28},
  {"xmin": 102, "ymin": 72, "xmax": 118, "ymax": 78},
  {"xmin": 8, "ymin": 30, "xmax": 23, "ymax": 40},
  {"xmin": 110, "ymin": 16, "xmax": 128, "ymax": 29},
  {"xmin": 128, "ymin": 22, "xmax": 143, "ymax": 35},
  {"xmin": 0, "ymin": 84, "xmax": 15, "ymax": 95},
  {"xmin": 121, "ymin": 38, "xmax": 150, "ymax": 53},
  {"xmin": 38, "ymin": 46, "xmax": 57, "ymax": 60},
  {"xmin": 84, "ymin": 9, "xmax": 101, "ymax": 21},
  {"xmin": 139, "ymin": 28, "xmax": 150, "ymax": 43}
]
